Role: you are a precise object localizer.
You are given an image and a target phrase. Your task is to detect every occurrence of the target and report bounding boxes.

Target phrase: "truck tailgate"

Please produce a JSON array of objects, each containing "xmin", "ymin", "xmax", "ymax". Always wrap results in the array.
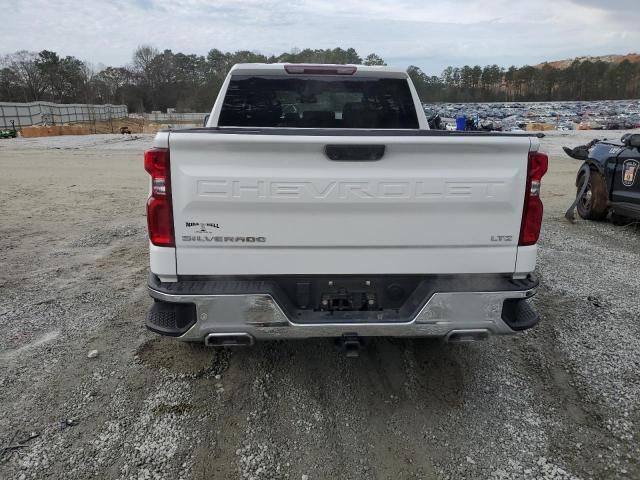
[{"xmin": 169, "ymin": 131, "xmax": 533, "ymax": 275}]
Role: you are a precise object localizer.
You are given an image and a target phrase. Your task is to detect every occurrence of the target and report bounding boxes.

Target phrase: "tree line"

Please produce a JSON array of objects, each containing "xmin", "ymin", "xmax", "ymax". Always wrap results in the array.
[
  {"xmin": 408, "ymin": 60, "xmax": 640, "ymax": 103},
  {"xmin": 1, "ymin": 46, "xmax": 639, "ymax": 113},
  {"xmin": 0, "ymin": 47, "xmax": 385, "ymax": 112}
]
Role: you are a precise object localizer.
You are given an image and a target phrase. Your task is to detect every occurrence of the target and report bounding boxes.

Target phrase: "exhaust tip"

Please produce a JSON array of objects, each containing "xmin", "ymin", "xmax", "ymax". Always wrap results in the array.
[
  {"xmin": 205, "ymin": 333, "xmax": 255, "ymax": 347},
  {"xmin": 446, "ymin": 329, "xmax": 490, "ymax": 343}
]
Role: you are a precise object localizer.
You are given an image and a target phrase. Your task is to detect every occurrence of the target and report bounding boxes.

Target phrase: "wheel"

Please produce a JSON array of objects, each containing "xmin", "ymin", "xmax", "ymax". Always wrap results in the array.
[{"xmin": 576, "ymin": 171, "xmax": 608, "ymax": 220}]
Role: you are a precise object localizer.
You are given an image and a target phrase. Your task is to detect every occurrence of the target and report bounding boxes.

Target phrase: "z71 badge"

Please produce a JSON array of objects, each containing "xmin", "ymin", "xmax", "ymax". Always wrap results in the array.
[
  {"xmin": 185, "ymin": 221, "xmax": 220, "ymax": 233},
  {"xmin": 622, "ymin": 160, "xmax": 638, "ymax": 187}
]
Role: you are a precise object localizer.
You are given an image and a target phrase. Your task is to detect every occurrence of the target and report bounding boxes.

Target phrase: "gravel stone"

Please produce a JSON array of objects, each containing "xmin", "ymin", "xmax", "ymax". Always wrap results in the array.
[{"xmin": 0, "ymin": 131, "xmax": 639, "ymax": 479}]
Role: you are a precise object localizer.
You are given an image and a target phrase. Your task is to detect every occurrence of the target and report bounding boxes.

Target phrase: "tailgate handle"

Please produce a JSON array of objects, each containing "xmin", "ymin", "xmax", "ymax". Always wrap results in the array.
[{"xmin": 325, "ymin": 144, "xmax": 385, "ymax": 161}]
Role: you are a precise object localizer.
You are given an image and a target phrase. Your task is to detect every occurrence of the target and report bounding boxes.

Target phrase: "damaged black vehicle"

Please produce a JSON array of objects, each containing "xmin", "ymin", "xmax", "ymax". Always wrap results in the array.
[{"xmin": 564, "ymin": 133, "xmax": 640, "ymax": 224}]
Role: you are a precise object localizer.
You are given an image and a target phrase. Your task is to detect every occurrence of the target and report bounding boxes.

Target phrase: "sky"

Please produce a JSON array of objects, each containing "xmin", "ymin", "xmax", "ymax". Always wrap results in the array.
[{"xmin": 1, "ymin": 0, "xmax": 638, "ymax": 75}]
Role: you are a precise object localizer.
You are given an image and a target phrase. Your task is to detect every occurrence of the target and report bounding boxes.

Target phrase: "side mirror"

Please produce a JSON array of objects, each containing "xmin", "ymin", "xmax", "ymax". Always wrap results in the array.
[
  {"xmin": 203, "ymin": 114, "xmax": 210, "ymax": 127},
  {"xmin": 622, "ymin": 133, "xmax": 640, "ymax": 148},
  {"xmin": 563, "ymin": 145, "xmax": 589, "ymax": 160}
]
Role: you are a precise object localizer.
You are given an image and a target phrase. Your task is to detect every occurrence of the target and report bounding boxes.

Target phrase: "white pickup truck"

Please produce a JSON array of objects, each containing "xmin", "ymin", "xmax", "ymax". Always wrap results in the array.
[{"xmin": 144, "ymin": 63, "xmax": 548, "ymax": 350}]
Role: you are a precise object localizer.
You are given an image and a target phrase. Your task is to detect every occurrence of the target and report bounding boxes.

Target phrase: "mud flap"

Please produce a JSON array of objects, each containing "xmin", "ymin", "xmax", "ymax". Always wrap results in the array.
[
  {"xmin": 146, "ymin": 300, "xmax": 197, "ymax": 337},
  {"xmin": 501, "ymin": 299, "xmax": 540, "ymax": 331}
]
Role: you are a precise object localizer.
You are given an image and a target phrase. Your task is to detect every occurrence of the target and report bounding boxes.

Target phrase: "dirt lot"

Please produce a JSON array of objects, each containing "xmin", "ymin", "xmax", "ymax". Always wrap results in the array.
[{"xmin": 0, "ymin": 131, "xmax": 639, "ymax": 480}]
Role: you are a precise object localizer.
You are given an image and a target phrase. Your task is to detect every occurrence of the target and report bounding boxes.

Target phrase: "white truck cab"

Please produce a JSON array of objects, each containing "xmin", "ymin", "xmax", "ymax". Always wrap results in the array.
[{"xmin": 144, "ymin": 63, "xmax": 547, "ymax": 349}]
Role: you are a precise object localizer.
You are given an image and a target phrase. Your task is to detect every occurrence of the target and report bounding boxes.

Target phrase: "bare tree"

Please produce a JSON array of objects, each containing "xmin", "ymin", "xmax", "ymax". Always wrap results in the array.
[
  {"xmin": 80, "ymin": 61, "xmax": 97, "ymax": 103},
  {"xmin": 6, "ymin": 51, "xmax": 45, "ymax": 101},
  {"xmin": 133, "ymin": 45, "xmax": 159, "ymax": 77}
]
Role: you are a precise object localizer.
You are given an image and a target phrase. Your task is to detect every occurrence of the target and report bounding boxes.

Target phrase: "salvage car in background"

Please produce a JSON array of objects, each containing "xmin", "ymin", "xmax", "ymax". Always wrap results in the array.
[{"xmin": 564, "ymin": 133, "xmax": 640, "ymax": 224}]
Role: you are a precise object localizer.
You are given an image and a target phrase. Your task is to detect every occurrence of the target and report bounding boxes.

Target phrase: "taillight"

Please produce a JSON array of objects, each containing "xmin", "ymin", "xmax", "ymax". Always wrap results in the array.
[
  {"xmin": 519, "ymin": 151, "xmax": 549, "ymax": 246},
  {"xmin": 144, "ymin": 147, "xmax": 174, "ymax": 247},
  {"xmin": 284, "ymin": 64, "xmax": 357, "ymax": 75}
]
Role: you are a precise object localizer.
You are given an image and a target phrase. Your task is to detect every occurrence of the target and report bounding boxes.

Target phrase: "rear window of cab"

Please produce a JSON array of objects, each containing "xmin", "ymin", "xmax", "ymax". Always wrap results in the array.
[{"xmin": 219, "ymin": 75, "xmax": 419, "ymax": 129}]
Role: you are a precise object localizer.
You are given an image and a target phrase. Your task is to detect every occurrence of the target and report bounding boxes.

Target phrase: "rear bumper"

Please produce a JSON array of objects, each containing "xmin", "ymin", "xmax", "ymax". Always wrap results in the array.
[{"xmin": 146, "ymin": 274, "xmax": 539, "ymax": 342}]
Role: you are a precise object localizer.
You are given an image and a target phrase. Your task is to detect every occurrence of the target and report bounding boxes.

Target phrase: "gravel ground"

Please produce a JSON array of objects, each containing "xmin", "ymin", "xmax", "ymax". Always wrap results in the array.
[{"xmin": 0, "ymin": 131, "xmax": 639, "ymax": 480}]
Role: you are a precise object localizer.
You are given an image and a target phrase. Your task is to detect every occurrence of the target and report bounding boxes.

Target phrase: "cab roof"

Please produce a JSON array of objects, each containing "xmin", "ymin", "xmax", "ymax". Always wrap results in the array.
[{"xmin": 229, "ymin": 63, "xmax": 409, "ymax": 79}]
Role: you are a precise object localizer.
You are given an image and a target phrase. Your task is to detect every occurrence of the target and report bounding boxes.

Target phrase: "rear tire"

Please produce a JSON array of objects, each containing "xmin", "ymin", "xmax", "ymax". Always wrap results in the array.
[{"xmin": 576, "ymin": 171, "xmax": 608, "ymax": 220}]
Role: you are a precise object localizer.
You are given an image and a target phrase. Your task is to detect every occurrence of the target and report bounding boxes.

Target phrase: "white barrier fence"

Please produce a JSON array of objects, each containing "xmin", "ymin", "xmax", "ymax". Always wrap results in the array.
[
  {"xmin": 0, "ymin": 102, "xmax": 128, "ymax": 128},
  {"xmin": 142, "ymin": 112, "xmax": 208, "ymax": 123}
]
